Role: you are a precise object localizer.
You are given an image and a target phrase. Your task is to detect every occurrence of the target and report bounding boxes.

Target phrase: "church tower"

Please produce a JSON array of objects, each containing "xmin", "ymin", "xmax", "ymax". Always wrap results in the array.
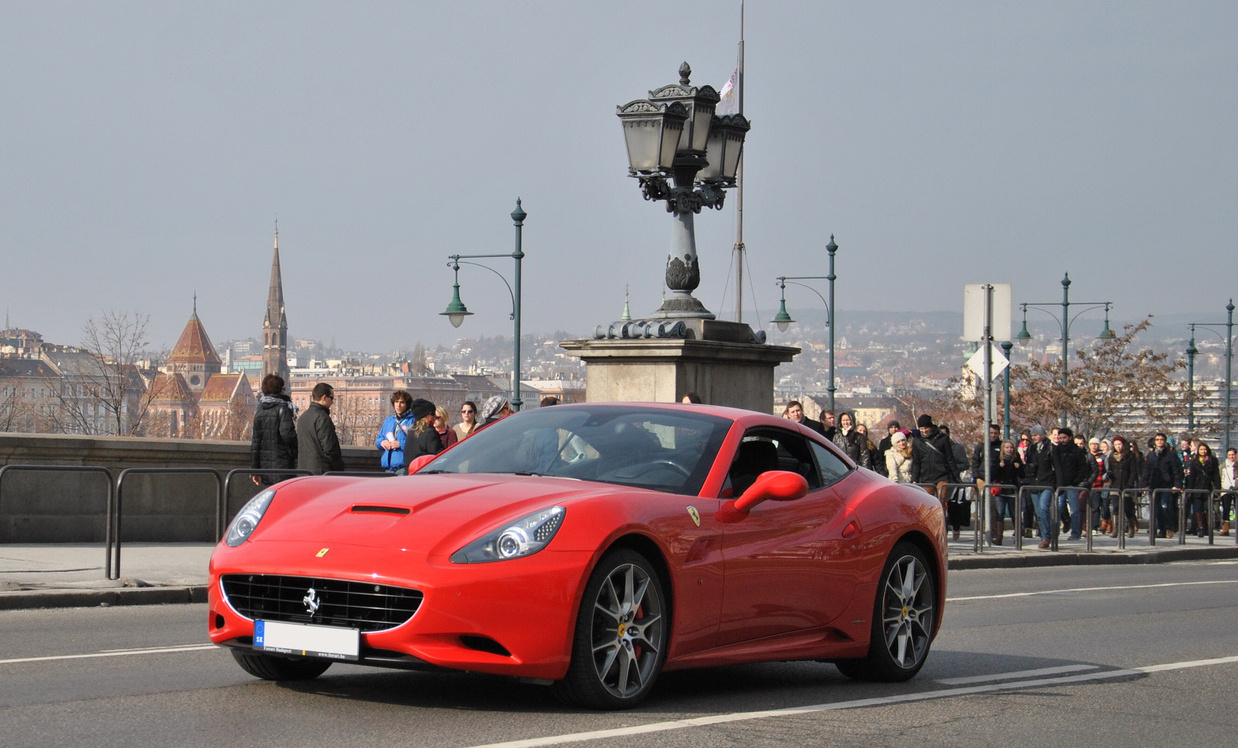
[
  {"xmin": 167, "ymin": 294, "xmax": 222, "ymax": 394},
  {"xmin": 262, "ymin": 224, "xmax": 290, "ymax": 387}
]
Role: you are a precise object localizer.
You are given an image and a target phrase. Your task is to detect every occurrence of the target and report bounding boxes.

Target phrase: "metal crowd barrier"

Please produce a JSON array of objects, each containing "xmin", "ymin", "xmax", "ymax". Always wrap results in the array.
[
  {"xmin": 0, "ymin": 464, "xmax": 116, "ymax": 577},
  {"xmin": 114, "ymin": 468, "xmax": 224, "ymax": 581}
]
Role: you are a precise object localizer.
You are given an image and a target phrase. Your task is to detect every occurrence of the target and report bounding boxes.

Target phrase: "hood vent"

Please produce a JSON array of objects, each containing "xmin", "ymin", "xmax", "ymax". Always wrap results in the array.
[{"xmin": 350, "ymin": 505, "xmax": 411, "ymax": 516}]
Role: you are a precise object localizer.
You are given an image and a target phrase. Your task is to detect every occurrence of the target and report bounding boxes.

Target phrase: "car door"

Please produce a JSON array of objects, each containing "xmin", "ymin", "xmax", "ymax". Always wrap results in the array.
[{"xmin": 717, "ymin": 427, "xmax": 859, "ymax": 645}]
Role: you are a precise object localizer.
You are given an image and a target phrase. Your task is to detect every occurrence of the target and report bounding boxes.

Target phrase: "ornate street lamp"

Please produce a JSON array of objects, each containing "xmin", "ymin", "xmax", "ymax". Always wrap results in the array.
[
  {"xmin": 441, "ymin": 199, "xmax": 527, "ymax": 411},
  {"xmin": 617, "ymin": 63, "xmax": 749, "ymax": 319}
]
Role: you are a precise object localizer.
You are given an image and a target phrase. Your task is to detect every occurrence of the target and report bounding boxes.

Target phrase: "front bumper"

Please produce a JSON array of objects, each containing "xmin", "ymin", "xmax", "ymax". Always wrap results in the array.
[{"xmin": 208, "ymin": 541, "xmax": 594, "ymax": 681}]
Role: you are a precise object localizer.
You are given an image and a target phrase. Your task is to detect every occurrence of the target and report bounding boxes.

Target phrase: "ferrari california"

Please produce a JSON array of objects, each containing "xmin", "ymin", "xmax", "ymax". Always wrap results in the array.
[{"xmin": 208, "ymin": 402, "xmax": 946, "ymax": 709}]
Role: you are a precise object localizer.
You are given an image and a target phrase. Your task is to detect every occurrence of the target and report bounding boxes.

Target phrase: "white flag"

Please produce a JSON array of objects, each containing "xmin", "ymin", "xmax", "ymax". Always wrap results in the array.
[{"xmin": 717, "ymin": 69, "xmax": 739, "ymax": 115}]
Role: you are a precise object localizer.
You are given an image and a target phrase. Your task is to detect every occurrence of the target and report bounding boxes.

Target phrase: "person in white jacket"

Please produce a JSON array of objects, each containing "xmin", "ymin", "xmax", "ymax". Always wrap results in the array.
[
  {"xmin": 1220, "ymin": 447, "xmax": 1237, "ymax": 536},
  {"xmin": 885, "ymin": 430, "xmax": 913, "ymax": 483}
]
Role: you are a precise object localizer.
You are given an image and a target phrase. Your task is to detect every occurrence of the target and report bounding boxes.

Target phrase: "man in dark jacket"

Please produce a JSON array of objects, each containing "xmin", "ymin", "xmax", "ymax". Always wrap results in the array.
[
  {"xmin": 250, "ymin": 373, "xmax": 297, "ymax": 485},
  {"xmin": 910, "ymin": 414, "xmax": 957, "ymax": 495},
  {"xmin": 297, "ymin": 382, "xmax": 345, "ymax": 475},
  {"xmin": 783, "ymin": 400, "xmax": 826, "ymax": 437},
  {"xmin": 1022, "ymin": 424, "xmax": 1052, "ymax": 538},
  {"xmin": 1143, "ymin": 432, "xmax": 1184, "ymax": 538},
  {"xmin": 1053, "ymin": 427, "xmax": 1096, "ymax": 540}
]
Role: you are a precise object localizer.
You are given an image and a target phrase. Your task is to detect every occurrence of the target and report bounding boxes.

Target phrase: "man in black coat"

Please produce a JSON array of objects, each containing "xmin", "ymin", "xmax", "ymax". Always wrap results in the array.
[
  {"xmin": 783, "ymin": 400, "xmax": 826, "ymax": 437},
  {"xmin": 1143, "ymin": 432, "xmax": 1184, "ymax": 538},
  {"xmin": 1023, "ymin": 424, "xmax": 1053, "ymax": 540},
  {"xmin": 1052, "ymin": 427, "xmax": 1096, "ymax": 540},
  {"xmin": 910, "ymin": 414, "xmax": 957, "ymax": 493},
  {"xmin": 297, "ymin": 382, "xmax": 345, "ymax": 475}
]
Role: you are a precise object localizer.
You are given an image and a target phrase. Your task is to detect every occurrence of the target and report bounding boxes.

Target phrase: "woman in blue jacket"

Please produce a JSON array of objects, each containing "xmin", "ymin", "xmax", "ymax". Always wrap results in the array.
[{"xmin": 375, "ymin": 390, "xmax": 415, "ymax": 472}]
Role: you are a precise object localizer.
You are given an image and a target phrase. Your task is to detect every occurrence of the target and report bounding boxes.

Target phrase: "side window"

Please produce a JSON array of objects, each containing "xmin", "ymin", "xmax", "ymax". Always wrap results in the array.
[
  {"xmin": 810, "ymin": 440, "xmax": 851, "ymax": 488},
  {"xmin": 726, "ymin": 427, "xmax": 824, "ymax": 496}
]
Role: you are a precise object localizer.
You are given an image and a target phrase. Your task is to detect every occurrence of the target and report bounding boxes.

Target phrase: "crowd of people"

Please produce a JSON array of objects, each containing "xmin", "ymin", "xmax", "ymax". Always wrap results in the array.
[
  {"xmin": 781, "ymin": 400, "xmax": 1237, "ymax": 548},
  {"xmin": 248, "ymin": 384, "xmax": 1236, "ymax": 548},
  {"xmin": 248, "ymin": 374, "xmax": 536, "ymax": 482}
]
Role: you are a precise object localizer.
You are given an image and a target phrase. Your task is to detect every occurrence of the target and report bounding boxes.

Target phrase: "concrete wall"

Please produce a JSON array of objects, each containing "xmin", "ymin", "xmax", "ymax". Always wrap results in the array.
[{"xmin": 0, "ymin": 433, "xmax": 381, "ymax": 543}]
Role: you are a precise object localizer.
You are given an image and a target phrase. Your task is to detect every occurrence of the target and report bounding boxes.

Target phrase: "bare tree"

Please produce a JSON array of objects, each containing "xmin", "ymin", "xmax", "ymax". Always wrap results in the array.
[
  {"xmin": 51, "ymin": 311, "xmax": 170, "ymax": 435},
  {"xmin": 329, "ymin": 391, "xmax": 373, "ymax": 447},
  {"xmin": 1008, "ymin": 317, "xmax": 1195, "ymax": 440}
]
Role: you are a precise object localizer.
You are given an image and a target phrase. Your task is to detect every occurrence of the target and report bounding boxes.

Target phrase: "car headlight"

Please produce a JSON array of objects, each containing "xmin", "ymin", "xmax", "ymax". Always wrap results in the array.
[
  {"xmin": 450, "ymin": 506, "xmax": 565, "ymax": 564},
  {"xmin": 225, "ymin": 489, "xmax": 276, "ymax": 547}
]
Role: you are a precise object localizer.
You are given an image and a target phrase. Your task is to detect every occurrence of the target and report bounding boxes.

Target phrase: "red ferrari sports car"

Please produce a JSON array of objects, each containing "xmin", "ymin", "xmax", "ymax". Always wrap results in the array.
[{"xmin": 208, "ymin": 402, "xmax": 946, "ymax": 709}]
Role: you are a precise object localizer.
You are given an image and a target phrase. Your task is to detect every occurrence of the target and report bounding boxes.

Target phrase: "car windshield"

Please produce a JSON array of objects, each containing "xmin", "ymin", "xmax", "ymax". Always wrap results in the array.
[{"xmin": 420, "ymin": 404, "xmax": 731, "ymax": 495}]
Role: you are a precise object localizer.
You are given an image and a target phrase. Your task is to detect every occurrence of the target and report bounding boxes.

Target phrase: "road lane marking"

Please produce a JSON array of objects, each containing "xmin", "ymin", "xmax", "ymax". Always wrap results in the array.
[
  {"xmin": 948, "ymin": 579, "xmax": 1238, "ymax": 602},
  {"xmin": 936, "ymin": 664, "xmax": 1098, "ymax": 685},
  {"xmin": 462, "ymin": 655, "xmax": 1238, "ymax": 748},
  {"xmin": 0, "ymin": 644, "xmax": 215, "ymax": 666}
]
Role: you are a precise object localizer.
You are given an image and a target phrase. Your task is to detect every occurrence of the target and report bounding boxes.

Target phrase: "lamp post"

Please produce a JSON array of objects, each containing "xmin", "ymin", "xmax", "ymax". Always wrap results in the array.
[
  {"xmin": 771, "ymin": 236, "xmax": 839, "ymax": 415},
  {"xmin": 1185, "ymin": 299, "xmax": 1235, "ymax": 452},
  {"xmin": 1015, "ymin": 273, "xmax": 1114, "ymax": 427},
  {"xmin": 1186, "ymin": 329, "xmax": 1198, "ymax": 432},
  {"xmin": 1001, "ymin": 339, "xmax": 1014, "ymax": 439},
  {"xmin": 617, "ymin": 63, "xmax": 749, "ymax": 319},
  {"xmin": 442, "ymin": 199, "xmax": 526, "ymax": 411}
]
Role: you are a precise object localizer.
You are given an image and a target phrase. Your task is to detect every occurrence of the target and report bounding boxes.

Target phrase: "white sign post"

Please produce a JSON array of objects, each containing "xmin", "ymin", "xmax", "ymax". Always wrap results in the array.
[{"xmin": 963, "ymin": 283, "xmax": 1012, "ymax": 553}]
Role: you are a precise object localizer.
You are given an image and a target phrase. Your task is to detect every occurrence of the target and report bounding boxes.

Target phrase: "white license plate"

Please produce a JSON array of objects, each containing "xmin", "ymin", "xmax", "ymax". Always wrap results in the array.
[{"xmin": 254, "ymin": 620, "xmax": 359, "ymax": 661}]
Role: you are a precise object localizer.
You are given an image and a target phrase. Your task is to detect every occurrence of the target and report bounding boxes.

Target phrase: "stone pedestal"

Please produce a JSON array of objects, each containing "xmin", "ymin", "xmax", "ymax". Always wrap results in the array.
[{"xmin": 559, "ymin": 319, "xmax": 798, "ymax": 415}]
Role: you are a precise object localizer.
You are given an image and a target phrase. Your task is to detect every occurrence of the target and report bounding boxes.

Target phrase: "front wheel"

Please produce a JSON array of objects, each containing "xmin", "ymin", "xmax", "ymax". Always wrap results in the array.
[
  {"xmin": 553, "ymin": 549, "xmax": 668, "ymax": 709},
  {"xmin": 835, "ymin": 541, "xmax": 936, "ymax": 682},
  {"xmin": 231, "ymin": 650, "xmax": 332, "ymax": 681}
]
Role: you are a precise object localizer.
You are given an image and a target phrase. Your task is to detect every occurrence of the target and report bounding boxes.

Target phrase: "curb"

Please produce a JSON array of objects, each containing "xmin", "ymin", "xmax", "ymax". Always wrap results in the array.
[
  {"xmin": 949, "ymin": 545, "xmax": 1238, "ymax": 570},
  {"xmin": 0, "ymin": 585, "xmax": 208, "ymax": 611}
]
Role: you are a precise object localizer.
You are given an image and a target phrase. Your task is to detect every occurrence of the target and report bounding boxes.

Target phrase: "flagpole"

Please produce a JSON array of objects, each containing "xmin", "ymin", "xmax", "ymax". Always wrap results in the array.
[{"xmin": 731, "ymin": 0, "xmax": 746, "ymax": 322}]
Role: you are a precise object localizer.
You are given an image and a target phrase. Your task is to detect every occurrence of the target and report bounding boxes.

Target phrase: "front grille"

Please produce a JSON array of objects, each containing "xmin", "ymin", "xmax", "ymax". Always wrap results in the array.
[{"xmin": 221, "ymin": 574, "xmax": 423, "ymax": 632}]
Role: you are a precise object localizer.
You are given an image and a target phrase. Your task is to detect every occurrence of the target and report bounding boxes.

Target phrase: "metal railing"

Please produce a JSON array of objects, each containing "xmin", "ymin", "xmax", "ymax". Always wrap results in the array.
[
  {"xmin": 114, "ymin": 468, "xmax": 223, "ymax": 580},
  {"xmin": 0, "ymin": 464, "xmax": 116, "ymax": 577}
]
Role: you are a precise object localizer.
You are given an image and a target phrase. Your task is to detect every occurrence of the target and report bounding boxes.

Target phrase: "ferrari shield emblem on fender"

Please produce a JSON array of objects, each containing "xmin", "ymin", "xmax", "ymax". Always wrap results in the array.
[
  {"xmin": 316, "ymin": 548, "xmax": 330, "ymax": 558},
  {"xmin": 686, "ymin": 506, "xmax": 701, "ymax": 527}
]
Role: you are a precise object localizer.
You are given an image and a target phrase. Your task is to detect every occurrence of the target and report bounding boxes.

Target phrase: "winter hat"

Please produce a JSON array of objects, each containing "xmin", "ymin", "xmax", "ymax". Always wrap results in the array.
[
  {"xmin": 891, "ymin": 431, "xmax": 908, "ymax": 445},
  {"xmin": 916, "ymin": 414, "xmax": 934, "ymax": 428},
  {"xmin": 410, "ymin": 398, "xmax": 436, "ymax": 421},
  {"xmin": 1030, "ymin": 424, "xmax": 1047, "ymax": 436},
  {"xmin": 888, "ymin": 420, "xmax": 901, "ymax": 430},
  {"xmin": 478, "ymin": 394, "xmax": 510, "ymax": 426}
]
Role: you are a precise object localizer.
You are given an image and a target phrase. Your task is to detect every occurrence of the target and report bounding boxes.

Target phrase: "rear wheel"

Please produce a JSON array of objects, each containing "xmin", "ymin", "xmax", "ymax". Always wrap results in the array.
[
  {"xmin": 835, "ymin": 541, "xmax": 936, "ymax": 682},
  {"xmin": 553, "ymin": 549, "xmax": 667, "ymax": 709},
  {"xmin": 231, "ymin": 650, "xmax": 332, "ymax": 681}
]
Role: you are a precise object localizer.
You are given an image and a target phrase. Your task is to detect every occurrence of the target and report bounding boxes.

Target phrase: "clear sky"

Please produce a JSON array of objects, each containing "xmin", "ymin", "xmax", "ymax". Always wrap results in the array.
[{"xmin": 2, "ymin": 1, "xmax": 1234, "ymax": 354}]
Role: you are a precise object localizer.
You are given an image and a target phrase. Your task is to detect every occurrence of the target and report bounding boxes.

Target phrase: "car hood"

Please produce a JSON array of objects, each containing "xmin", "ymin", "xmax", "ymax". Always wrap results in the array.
[{"xmin": 247, "ymin": 473, "xmax": 617, "ymax": 556}]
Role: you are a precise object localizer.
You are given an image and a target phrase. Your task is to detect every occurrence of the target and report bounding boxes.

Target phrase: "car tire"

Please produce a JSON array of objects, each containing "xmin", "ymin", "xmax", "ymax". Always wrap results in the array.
[
  {"xmin": 231, "ymin": 649, "xmax": 333, "ymax": 681},
  {"xmin": 835, "ymin": 541, "xmax": 936, "ymax": 682},
  {"xmin": 553, "ymin": 549, "xmax": 668, "ymax": 709}
]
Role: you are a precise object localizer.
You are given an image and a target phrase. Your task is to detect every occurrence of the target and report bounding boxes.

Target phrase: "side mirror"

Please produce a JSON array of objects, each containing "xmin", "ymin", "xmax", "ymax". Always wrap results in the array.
[
  {"xmin": 715, "ymin": 470, "xmax": 809, "ymax": 523},
  {"xmin": 407, "ymin": 454, "xmax": 437, "ymax": 474}
]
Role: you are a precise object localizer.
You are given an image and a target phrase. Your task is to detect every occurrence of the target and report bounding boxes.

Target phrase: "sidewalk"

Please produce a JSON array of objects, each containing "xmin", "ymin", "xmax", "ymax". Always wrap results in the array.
[
  {"xmin": 2, "ymin": 534, "xmax": 1237, "ymax": 610},
  {"xmin": 0, "ymin": 542, "xmax": 214, "ymax": 610}
]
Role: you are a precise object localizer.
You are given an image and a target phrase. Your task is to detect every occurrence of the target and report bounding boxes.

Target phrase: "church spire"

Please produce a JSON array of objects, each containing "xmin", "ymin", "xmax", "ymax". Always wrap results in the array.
[{"xmin": 262, "ymin": 221, "xmax": 290, "ymax": 386}]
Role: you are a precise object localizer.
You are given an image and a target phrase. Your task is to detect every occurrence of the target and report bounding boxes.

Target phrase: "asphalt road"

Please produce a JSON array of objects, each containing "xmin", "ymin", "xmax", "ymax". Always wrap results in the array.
[{"xmin": 1, "ymin": 561, "xmax": 1235, "ymax": 747}]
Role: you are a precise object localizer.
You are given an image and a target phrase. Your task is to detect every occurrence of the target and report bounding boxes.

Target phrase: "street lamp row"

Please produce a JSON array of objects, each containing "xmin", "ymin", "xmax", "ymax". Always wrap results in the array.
[
  {"xmin": 1184, "ymin": 300, "xmax": 1235, "ymax": 452},
  {"xmin": 440, "ymin": 199, "xmax": 527, "ymax": 411},
  {"xmin": 1015, "ymin": 272, "xmax": 1115, "ymax": 427}
]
